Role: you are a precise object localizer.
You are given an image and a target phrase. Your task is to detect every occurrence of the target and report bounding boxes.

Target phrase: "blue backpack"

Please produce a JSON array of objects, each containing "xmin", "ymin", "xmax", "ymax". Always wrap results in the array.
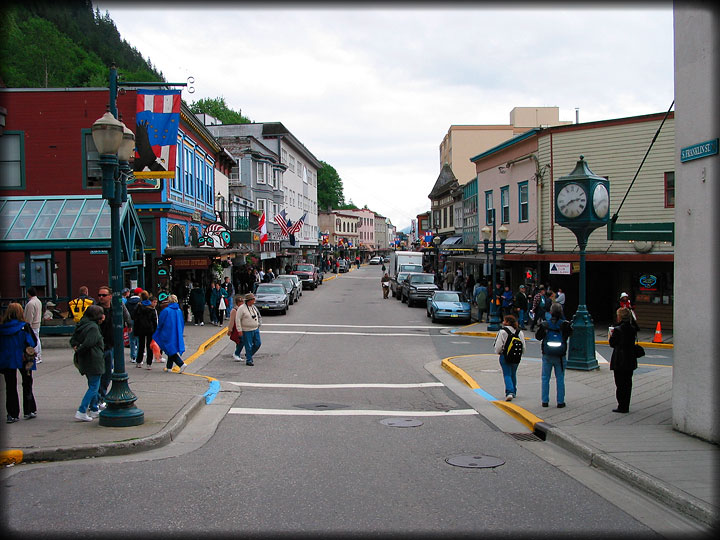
[{"xmin": 542, "ymin": 319, "xmax": 567, "ymax": 357}]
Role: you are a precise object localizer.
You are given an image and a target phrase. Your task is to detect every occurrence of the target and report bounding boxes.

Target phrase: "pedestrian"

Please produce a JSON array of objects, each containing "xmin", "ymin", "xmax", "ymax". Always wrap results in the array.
[
  {"xmin": 535, "ymin": 302, "xmax": 573, "ymax": 408},
  {"xmin": 133, "ymin": 291, "xmax": 158, "ymax": 369},
  {"xmin": 501, "ymin": 285, "xmax": 514, "ymax": 316},
  {"xmin": 464, "ymin": 274, "xmax": 475, "ymax": 302},
  {"xmin": 153, "ymin": 294, "xmax": 187, "ymax": 373},
  {"xmin": 493, "ymin": 314, "xmax": 526, "ymax": 401},
  {"xmin": 227, "ymin": 294, "xmax": 245, "ymax": 361},
  {"xmin": 0, "ymin": 303, "xmax": 38, "ymax": 423},
  {"xmin": 555, "ymin": 288, "xmax": 566, "ymax": 308},
  {"xmin": 444, "ymin": 269, "xmax": 454, "ymax": 291},
  {"xmin": 237, "ymin": 292, "xmax": 262, "ymax": 366},
  {"xmin": 514, "ymin": 285, "xmax": 529, "ymax": 330},
  {"xmin": 209, "ymin": 282, "xmax": 220, "ymax": 325},
  {"xmin": 95, "ymin": 286, "xmax": 114, "ymax": 406},
  {"xmin": 528, "ymin": 285, "xmax": 547, "ymax": 331},
  {"xmin": 216, "ymin": 282, "xmax": 228, "ymax": 325},
  {"xmin": 609, "ymin": 307, "xmax": 640, "ymax": 413},
  {"xmin": 618, "ymin": 292, "xmax": 637, "ymax": 322},
  {"xmin": 68, "ymin": 285, "xmax": 95, "ymax": 323},
  {"xmin": 189, "ymin": 283, "xmax": 206, "ymax": 325},
  {"xmin": 453, "ymin": 270, "xmax": 464, "ymax": 292},
  {"xmin": 223, "ymin": 276, "xmax": 235, "ymax": 318},
  {"xmin": 69, "ymin": 305, "xmax": 106, "ymax": 422},
  {"xmin": 121, "ymin": 288, "xmax": 131, "ymax": 304},
  {"xmin": 23, "ymin": 287, "xmax": 42, "ymax": 364},
  {"xmin": 125, "ymin": 287, "xmax": 142, "ymax": 364},
  {"xmin": 474, "ymin": 280, "xmax": 488, "ymax": 323},
  {"xmin": 381, "ymin": 272, "xmax": 391, "ymax": 299}
]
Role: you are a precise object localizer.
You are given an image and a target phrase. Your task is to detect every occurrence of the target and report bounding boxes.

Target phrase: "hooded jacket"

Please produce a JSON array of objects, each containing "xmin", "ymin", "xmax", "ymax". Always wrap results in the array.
[
  {"xmin": 133, "ymin": 300, "xmax": 158, "ymax": 336},
  {"xmin": 153, "ymin": 302, "xmax": 185, "ymax": 356},
  {"xmin": 69, "ymin": 317, "xmax": 105, "ymax": 376},
  {"xmin": 0, "ymin": 320, "xmax": 37, "ymax": 370}
]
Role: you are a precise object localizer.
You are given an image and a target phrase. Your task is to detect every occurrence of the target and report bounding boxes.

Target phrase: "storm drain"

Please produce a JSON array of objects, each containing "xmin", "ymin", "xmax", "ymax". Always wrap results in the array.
[
  {"xmin": 293, "ymin": 403, "xmax": 349, "ymax": 411},
  {"xmin": 445, "ymin": 454, "xmax": 505, "ymax": 469},
  {"xmin": 379, "ymin": 418, "xmax": 424, "ymax": 428},
  {"xmin": 507, "ymin": 432, "xmax": 543, "ymax": 442}
]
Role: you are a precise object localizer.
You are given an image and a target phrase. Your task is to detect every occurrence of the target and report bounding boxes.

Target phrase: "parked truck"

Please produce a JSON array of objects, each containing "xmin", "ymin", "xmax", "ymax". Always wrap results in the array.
[{"xmin": 388, "ymin": 251, "xmax": 424, "ymax": 279}]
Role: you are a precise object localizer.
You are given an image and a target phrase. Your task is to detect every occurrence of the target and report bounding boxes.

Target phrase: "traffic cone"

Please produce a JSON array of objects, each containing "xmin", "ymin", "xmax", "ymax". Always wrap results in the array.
[{"xmin": 652, "ymin": 321, "xmax": 663, "ymax": 343}]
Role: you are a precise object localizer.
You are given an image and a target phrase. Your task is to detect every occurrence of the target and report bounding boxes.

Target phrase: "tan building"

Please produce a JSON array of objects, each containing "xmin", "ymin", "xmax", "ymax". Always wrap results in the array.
[
  {"xmin": 318, "ymin": 210, "xmax": 360, "ymax": 253},
  {"xmin": 440, "ymin": 107, "xmax": 572, "ymax": 186}
]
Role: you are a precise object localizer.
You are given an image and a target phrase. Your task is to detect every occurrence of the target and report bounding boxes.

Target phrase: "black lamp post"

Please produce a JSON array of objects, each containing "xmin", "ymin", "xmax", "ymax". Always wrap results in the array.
[
  {"xmin": 481, "ymin": 208, "xmax": 508, "ymax": 331},
  {"xmin": 91, "ymin": 70, "xmax": 144, "ymax": 427}
]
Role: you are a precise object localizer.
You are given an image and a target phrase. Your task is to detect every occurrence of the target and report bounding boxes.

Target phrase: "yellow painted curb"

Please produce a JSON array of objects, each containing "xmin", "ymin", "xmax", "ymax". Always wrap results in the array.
[
  {"xmin": 0, "ymin": 450, "xmax": 23, "ymax": 467},
  {"xmin": 441, "ymin": 358, "xmax": 480, "ymax": 390},
  {"xmin": 492, "ymin": 401, "xmax": 545, "ymax": 432},
  {"xmin": 171, "ymin": 327, "xmax": 226, "ymax": 372}
]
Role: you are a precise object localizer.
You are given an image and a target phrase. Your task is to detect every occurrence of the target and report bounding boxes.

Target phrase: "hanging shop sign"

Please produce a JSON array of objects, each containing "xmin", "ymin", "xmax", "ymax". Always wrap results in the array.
[{"xmin": 639, "ymin": 273, "xmax": 658, "ymax": 291}]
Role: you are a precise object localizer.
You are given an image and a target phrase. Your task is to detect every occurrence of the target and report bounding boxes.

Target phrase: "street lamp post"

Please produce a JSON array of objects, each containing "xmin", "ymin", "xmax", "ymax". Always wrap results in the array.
[
  {"xmin": 481, "ymin": 209, "xmax": 508, "ymax": 331},
  {"xmin": 91, "ymin": 74, "xmax": 144, "ymax": 427}
]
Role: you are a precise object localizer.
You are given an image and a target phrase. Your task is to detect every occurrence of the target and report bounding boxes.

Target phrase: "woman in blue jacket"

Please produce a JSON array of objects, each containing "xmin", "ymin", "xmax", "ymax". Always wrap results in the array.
[
  {"xmin": 0, "ymin": 303, "xmax": 38, "ymax": 423},
  {"xmin": 153, "ymin": 294, "xmax": 187, "ymax": 373}
]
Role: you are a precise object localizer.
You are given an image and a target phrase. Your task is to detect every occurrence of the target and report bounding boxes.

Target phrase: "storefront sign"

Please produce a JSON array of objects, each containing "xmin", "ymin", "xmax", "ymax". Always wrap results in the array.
[
  {"xmin": 549, "ymin": 262, "xmax": 571, "ymax": 275},
  {"xmin": 680, "ymin": 138, "xmax": 718, "ymax": 163},
  {"xmin": 639, "ymin": 273, "xmax": 658, "ymax": 291},
  {"xmin": 172, "ymin": 257, "xmax": 210, "ymax": 269}
]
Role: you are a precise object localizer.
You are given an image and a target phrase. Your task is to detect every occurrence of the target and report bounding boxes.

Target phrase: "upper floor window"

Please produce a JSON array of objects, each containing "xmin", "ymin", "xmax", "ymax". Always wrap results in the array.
[
  {"xmin": 664, "ymin": 171, "xmax": 675, "ymax": 208},
  {"xmin": 289, "ymin": 156, "xmax": 295, "ymax": 173},
  {"xmin": 485, "ymin": 190, "xmax": 493, "ymax": 225},
  {"xmin": 256, "ymin": 162, "xmax": 266, "ymax": 184},
  {"xmin": 518, "ymin": 181, "xmax": 529, "ymax": 222},
  {"xmin": 500, "ymin": 186, "xmax": 510, "ymax": 224}
]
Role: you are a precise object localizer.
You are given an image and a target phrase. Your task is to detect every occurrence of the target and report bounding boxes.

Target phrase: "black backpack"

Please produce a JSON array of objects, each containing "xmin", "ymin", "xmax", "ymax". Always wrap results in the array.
[{"xmin": 502, "ymin": 328, "xmax": 524, "ymax": 364}]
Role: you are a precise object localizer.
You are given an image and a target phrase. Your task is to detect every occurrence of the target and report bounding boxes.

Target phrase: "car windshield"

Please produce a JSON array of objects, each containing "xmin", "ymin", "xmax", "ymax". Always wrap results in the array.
[
  {"xmin": 397, "ymin": 273, "xmax": 410, "ymax": 281},
  {"xmin": 434, "ymin": 292, "xmax": 462, "ymax": 302},
  {"xmin": 410, "ymin": 274, "xmax": 435, "ymax": 284},
  {"xmin": 274, "ymin": 279, "xmax": 293, "ymax": 287},
  {"xmin": 400, "ymin": 264, "xmax": 423, "ymax": 273},
  {"xmin": 294, "ymin": 264, "xmax": 313, "ymax": 272},
  {"xmin": 257, "ymin": 284, "xmax": 285, "ymax": 294}
]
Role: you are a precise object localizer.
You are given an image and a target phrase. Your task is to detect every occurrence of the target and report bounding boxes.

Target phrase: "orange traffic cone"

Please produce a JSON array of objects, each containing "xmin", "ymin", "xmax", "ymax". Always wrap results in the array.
[{"xmin": 652, "ymin": 321, "xmax": 663, "ymax": 343}]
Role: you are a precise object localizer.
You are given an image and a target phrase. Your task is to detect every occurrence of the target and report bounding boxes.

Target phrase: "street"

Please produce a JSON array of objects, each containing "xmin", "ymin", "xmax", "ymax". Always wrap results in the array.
[{"xmin": 1, "ymin": 266, "xmax": 697, "ymax": 536}]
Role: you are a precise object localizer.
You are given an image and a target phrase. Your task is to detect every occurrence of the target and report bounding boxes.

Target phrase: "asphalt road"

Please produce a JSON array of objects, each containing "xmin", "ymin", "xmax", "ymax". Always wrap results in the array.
[{"xmin": 1, "ymin": 267, "xmax": 686, "ymax": 535}]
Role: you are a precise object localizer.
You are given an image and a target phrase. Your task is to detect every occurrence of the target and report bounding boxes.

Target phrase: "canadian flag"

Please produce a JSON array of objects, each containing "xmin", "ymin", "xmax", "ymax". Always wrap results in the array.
[{"xmin": 258, "ymin": 212, "xmax": 268, "ymax": 246}]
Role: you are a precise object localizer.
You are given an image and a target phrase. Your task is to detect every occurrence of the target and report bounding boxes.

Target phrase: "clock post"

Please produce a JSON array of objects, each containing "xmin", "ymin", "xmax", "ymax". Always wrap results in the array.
[{"xmin": 554, "ymin": 156, "xmax": 610, "ymax": 370}]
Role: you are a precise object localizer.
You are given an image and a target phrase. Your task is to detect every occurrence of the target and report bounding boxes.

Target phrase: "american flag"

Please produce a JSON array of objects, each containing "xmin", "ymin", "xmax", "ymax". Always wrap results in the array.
[
  {"xmin": 289, "ymin": 212, "xmax": 307, "ymax": 235},
  {"xmin": 274, "ymin": 209, "xmax": 292, "ymax": 237}
]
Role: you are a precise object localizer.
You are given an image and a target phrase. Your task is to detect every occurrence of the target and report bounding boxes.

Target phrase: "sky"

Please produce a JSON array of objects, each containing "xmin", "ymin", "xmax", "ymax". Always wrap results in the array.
[{"xmin": 96, "ymin": 3, "xmax": 675, "ymax": 232}]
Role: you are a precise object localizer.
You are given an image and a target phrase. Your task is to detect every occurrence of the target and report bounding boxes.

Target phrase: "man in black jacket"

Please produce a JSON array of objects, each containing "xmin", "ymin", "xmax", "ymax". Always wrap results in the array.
[{"xmin": 96, "ymin": 286, "xmax": 131, "ymax": 404}]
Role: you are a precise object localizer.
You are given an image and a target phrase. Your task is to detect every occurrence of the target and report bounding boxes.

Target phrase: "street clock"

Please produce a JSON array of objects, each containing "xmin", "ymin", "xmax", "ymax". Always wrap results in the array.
[{"xmin": 554, "ymin": 155, "xmax": 610, "ymax": 234}]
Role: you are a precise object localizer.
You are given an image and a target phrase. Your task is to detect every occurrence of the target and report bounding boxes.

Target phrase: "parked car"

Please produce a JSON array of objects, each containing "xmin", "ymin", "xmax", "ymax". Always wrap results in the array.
[
  {"xmin": 292, "ymin": 263, "xmax": 321, "ymax": 289},
  {"xmin": 400, "ymin": 273, "xmax": 440, "ymax": 307},
  {"xmin": 369, "ymin": 256, "xmax": 382, "ymax": 265},
  {"xmin": 337, "ymin": 260, "xmax": 349, "ymax": 273},
  {"xmin": 254, "ymin": 283, "xmax": 290, "ymax": 314},
  {"xmin": 391, "ymin": 271, "xmax": 418, "ymax": 298},
  {"xmin": 285, "ymin": 274, "xmax": 302, "ymax": 297},
  {"xmin": 273, "ymin": 276, "xmax": 300, "ymax": 305},
  {"xmin": 426, "ymin": 290, "xmax": 472, "ymax": 324}
]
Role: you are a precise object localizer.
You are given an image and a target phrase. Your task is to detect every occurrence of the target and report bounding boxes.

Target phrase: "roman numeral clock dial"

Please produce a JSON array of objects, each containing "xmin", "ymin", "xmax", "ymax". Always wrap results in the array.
[{"xmin": 556, "ymin": 183, "xmax": 587, "ymax": 218}]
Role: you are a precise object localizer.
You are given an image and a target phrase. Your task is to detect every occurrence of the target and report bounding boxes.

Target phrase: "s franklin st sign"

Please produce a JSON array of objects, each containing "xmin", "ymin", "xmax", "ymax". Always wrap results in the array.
[{"xmin": 680, "ymin": 139, "xmax": 718, "ymax": 163}]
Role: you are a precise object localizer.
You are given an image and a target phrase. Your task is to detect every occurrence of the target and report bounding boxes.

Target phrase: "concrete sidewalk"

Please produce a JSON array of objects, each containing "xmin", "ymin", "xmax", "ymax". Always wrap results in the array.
[
  {"xmin": 441, "ymin": 336, "xmax": 717, "ymax": 528},
  {"xmin": 1, "ymin": 322, "xmax": 227, "ymax": 464}
]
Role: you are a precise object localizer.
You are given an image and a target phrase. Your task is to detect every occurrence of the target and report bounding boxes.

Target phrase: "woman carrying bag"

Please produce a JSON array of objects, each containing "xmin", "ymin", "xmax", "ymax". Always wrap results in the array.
[
  {"xmin": 609, "ymin": 307, "xmax": 640, "ymax": 413},
  {"xmin": 227, "ymin": 294, "xmax": 245, "ymax": 361},
  {"xmin": 0, "ymin": 303, "xmax": 38, "ymax": 423},
  {"xmin": 69, "ymin": 305, "xmax": 106, "ymax": 422}
]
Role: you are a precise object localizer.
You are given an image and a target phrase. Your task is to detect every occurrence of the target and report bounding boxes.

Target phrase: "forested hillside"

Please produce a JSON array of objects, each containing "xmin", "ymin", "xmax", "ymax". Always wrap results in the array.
[{"xmin": 0, "ymin": 0, "xmax": 163, "ymax": 88}]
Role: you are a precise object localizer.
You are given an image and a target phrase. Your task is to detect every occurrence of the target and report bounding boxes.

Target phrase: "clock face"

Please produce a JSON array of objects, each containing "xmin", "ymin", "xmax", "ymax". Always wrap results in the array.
[
  {"xmin": 592, "ymin": 184, "xmax": 609, "ymax": 219},
  {"xmin": 556, "ymin": 183, "xmax": 587, "ymax": 219}
]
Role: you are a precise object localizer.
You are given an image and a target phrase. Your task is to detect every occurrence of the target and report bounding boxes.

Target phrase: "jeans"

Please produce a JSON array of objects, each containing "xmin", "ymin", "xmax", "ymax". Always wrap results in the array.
[
  {"xmin": 242, "ymin": 329, "xmax": 261, "ymax": 364},
  {"xmin": 226, "ymin": 297, "xmax": 233, "ymax": 318},
  {"xmin": 498, "ymin": 354, "xmax": 519, "ymax": 397},
  {"xmin": 79, "ymin": 374, "xmax": 101, "ymax": 413},
  {"xmin": 129, "ymin": 330, "xmax": 138, "ymax": 361},
  {"xmin": 517, "ymin": 309, "xmax": 526, "ymax": 327},
  {"xmin": 234, "ymin": 339, "xmax": 245, "ymax": 357},
  {"xmin": 99, "ymin": 349, "xmax": 113, "ymax": 401},
  {"xmin": 541, "ymin": 355, "xmax": 566, "ymax": 404}
]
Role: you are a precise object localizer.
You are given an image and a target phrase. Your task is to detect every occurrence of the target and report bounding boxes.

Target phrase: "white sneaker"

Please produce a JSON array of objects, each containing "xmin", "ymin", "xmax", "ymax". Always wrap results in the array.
[
  {"xmin": 179, "ymin": 363, "xmax": 187, "ymax": 373},
  {"xmin": 98, "ymin": 401, "xmax": 106, "ymax": 410},
  {"xmin": 88, "ymin": 410, "xmax": 100, "ymax": 418},
  {"xmin": 200, "ymin": 322, "xmax": 204, "ymax": 326},
  {"xmin": 75, "ymin": 411, "xmax": 93, "ymax": 422},
  {"xmin": 233, "ymin": 354, "xmax": 241, "ymax": 361},
  {"xmin": 135, "ymin": 361, "xmax": 143, "ymax": 368},
  {"xmin": 505, "ymin": 394, "xmax": 513, "ymax": 401}
]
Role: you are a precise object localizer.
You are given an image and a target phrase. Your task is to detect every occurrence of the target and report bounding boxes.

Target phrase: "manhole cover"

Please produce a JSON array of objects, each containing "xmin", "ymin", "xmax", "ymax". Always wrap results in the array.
[
  {"xmin": 294, "ymin": 403, "xmax": 349, "ymax": 410},
  {"xmin": 445, "ymin": 454, "xmax": 505, "ymax": 468},
  {"xmin": 379, "ymin": 418, "xmax": 424, "ymax": 428}
]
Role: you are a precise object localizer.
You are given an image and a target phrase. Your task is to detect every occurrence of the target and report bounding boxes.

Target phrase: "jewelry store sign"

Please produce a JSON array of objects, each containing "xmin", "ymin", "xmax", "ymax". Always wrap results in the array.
[{"xmin": 680, "ymin": 138, "xmax": 718, "ymax": 163}]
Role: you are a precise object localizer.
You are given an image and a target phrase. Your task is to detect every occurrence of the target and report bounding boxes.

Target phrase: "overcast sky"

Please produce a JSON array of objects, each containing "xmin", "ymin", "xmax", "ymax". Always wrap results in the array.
[{"xmin": 97, "ymin": 3, "xmax": 675, "ymax": 231}]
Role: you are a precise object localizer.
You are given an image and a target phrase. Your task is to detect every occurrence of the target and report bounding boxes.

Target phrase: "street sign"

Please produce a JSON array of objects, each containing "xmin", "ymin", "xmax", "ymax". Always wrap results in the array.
[
  {"xmin": 549, "ymin": 262, "xmax": 571, "ymax": 275},
  {"xmin": 680, "ymin": 138, "xmax": 718, "ymax": 163}
]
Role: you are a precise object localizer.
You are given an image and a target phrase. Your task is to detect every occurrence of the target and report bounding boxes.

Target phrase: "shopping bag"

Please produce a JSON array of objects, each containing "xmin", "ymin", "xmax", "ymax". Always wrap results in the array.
[{"xmin": 123, "ymin": 326, "xmax": 130, "ymax": 347}]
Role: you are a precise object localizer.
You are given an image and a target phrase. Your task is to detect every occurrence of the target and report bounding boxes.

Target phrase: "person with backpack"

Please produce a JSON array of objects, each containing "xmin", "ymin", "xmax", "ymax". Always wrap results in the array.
[
  {"xmin": 125, "ymin": 288, "xmax": 142, "ymax": 364},
  {"xmin": 493, "ymin": 314, "xmax": 526, "ymax": 401},
  {"xmin": 535, "ymin": 302, "xmax": 573, "ymax": 408},
  {"xmin": 68, "ymin": 286, "xmax": 95, "ymax": 324}
]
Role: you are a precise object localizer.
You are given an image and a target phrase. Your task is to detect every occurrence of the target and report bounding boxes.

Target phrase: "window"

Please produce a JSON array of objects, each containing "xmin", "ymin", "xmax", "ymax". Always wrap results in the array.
[
  {"xmin": 282, "ymin": 149, "xmax": 288, "ymax": 165},
  {"xmin": 485, "ymin": 190, "xmax": 493, "ymax": 225},
  {"xmin": 289, "ymin": 156, "xmax": 295, "ymax": 173},
  {"xmin": 664, "ymin": 172, "xmax": 675, "ymax": 208},
  {"xmin": 184, "ymin": 147, "xmax": 193, "ymax": 194},
  {"xmin": 518, "ymin": 181, "xmax": 529, "ymax": 222},
  {"xmin": 500, "ymin": 186, "xmax": 510, "ymax": 223},
  {"xmin": 174, "ymin": 142, "xmax": 182, "ymax": 191},
  {"xmin": 256, "ymin": 198, "xmax": 266, "ymax": 213},
  {"xmin": 256, "ymin": 162, "xmax": 266, "ymax": 184}
]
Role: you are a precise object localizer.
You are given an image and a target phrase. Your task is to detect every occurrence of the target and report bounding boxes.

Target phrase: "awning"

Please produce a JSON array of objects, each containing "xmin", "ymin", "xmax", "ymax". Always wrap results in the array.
[{"xmin": 440, "ymin": 236, "xmax": 463, "ymax": 246}]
